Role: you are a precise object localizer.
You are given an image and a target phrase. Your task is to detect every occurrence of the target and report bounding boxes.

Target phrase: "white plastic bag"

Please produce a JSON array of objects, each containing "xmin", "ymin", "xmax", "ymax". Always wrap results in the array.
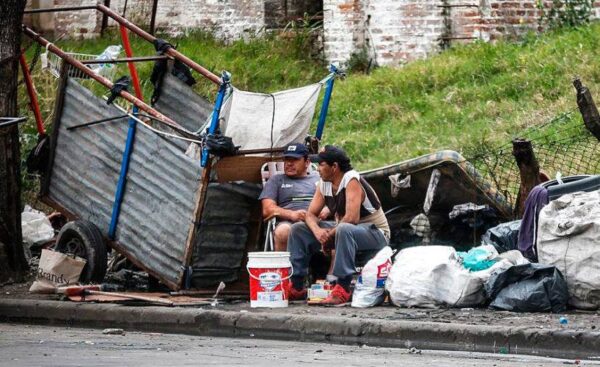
[
  {"xmin": 385, "ymin": 245, "xmax": 528, "ymax": 308},
  {"xmin": 21, "ymin": 205, "xmax": 54, "ymax": 245},
  {"xmin": 351, "ymin": 246, "xmax": 393, "ymax": 308}
]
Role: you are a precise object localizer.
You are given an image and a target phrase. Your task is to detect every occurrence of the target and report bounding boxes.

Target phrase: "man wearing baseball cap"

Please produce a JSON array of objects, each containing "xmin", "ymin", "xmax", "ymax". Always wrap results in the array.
[
  {"xmin": 286, "ymin": 145, "xmax": 390, "ymax": 305},
  {"xmin": 259, "ymin": 143, "xmax": 320, "ymax": 251}
]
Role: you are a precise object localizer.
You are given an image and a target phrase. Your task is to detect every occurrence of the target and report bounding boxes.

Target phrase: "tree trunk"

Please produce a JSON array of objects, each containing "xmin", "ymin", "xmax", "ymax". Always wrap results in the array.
[
  {"xmin": 0, "ymin": 0, "xmax": 28, "ymax": 282},
  {"xmin": 574, "ymin": 78, "xmax": 600, "ymax": 141},
  {"xmin": 512, "ymin": 138, "xmax": 541, "ymax": 218}
]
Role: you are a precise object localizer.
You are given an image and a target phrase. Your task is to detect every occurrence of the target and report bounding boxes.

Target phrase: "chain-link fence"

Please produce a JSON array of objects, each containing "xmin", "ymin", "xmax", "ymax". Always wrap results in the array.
[{"xmin": 466, "ymin": 110, "xmax": 600, "ymax": 208}]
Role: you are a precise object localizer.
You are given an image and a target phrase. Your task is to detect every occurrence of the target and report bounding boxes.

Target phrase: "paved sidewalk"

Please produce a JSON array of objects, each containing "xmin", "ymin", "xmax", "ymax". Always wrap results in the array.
[{"xmin": 1, "ymin": 296, "xmax": 599, "ymax": 361}]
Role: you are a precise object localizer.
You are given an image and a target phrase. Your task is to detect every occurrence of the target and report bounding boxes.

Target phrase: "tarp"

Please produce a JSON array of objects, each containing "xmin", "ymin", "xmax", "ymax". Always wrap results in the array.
[
  {"xmin": 218, "ymin": 83, "xmax": 322, "ymax": 150},
  {"xmin": 537, "ymin": 190, "xmax": 600, "ymax": 309}
]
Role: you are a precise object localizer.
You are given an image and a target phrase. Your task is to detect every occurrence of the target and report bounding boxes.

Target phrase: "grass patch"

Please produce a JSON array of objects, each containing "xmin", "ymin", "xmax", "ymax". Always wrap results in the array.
[{"xmin": 18, "ymin": 22, "xmax": 600, "ymax": 182}]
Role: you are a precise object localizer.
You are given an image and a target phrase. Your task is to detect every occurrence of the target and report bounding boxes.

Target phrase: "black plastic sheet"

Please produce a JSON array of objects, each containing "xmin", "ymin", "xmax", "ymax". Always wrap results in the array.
[
  {"xmin": 481, "ymin": 220, "xmax": 521, "ymax": 254},
  {"xmin": 485, "ymin": 263, "xmax": 569, "ymax": 313}
]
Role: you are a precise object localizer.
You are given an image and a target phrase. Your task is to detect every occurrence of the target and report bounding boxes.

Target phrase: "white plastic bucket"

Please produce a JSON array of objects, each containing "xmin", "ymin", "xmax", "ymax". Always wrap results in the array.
[{"xmin": 247, "ymin": 252, "xmax": 292, "ymax": 308}]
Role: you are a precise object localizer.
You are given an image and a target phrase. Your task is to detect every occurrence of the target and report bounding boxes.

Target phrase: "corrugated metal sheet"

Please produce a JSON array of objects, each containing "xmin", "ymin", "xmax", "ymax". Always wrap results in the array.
[
  {"xmin": 48, "ymin": 79, "xmax": 201, "ymax": 288},
  {"xmin": 153, "ymin": 73, "xmax": 213, "ymax": 133},
  {"xmin": 48, "ymin": 80, "xmax": 128, "ymax": 234}
]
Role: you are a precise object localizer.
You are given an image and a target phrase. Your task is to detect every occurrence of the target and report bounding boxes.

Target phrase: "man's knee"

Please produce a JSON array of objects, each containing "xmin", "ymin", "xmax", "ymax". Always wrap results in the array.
[
  {"xmin": 289, "ymin": 221, "xmax": 309, "ymax": 236},
  {"xmin": 274, "ymin": 223, "xmax": 291, "ymax": 243},
  {"xmin": 336, "ymin": 222, "xmax": 356, "ymax": 235}
]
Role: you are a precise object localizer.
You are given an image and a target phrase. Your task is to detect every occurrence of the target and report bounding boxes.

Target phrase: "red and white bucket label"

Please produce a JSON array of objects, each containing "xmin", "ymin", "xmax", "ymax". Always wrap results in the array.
[{"xmin": 249, "ymin": 267, "xmax": 290, "ymax": 308}]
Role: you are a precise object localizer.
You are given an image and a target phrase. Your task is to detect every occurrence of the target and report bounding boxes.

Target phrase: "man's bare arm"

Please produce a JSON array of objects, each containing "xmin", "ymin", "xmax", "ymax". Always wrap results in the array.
[
  {"xmin": 305, "ymin": 188, "xmax": 331, "ymax": 246},
  {"xmin": 339, "ymin": 179, "xmax": 363, "ymax": 225}
]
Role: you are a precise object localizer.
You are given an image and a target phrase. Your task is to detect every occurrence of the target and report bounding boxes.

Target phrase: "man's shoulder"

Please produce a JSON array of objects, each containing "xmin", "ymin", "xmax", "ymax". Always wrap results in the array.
[{"xmin": 302, "ymin": 172, "xmax": 320, "ymax": 183}]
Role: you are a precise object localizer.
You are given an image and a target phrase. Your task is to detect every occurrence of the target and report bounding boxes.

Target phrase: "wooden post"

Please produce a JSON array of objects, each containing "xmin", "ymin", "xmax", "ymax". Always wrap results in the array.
[
  {"xmin": 574, "ymin": 78, "xmax": 600, "ymax": 141},
  {"xmin": 149, "ymin": 0, "xmax": 158, "ymax": 35},
  {"xmin": 512, "ymin": 138, "xmax": 541, "ymax": 218},
  {"xmin": 100, "ymin": 0, "xmax": 111, "ymax": 36}
]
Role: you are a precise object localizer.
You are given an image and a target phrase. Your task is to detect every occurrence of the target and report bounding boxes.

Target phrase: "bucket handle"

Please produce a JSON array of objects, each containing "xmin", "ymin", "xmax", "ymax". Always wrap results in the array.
[{"xmin": 246, "ymin": 266, "xmax": 294, "ymax": 281}]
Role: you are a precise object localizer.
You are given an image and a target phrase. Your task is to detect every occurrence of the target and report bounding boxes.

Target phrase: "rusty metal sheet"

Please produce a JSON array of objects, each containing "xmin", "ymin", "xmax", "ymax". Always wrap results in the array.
[
  {"xmin": 47, "ymin": 79, "xmax": 127, "ymax": 234},
  {"xmin": 153, "ymin": 73, "xmax": 213, "ymax": 133},
  {"xmin": 47, "ymin": 79, "xmax": 200, "ymax": 289}
]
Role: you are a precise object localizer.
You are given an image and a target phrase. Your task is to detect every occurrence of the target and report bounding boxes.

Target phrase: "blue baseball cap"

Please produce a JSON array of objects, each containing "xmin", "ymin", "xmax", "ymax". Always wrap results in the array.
[{"xmin": 283, "ymin": 143, "xmax": 309, "ymax": 158}]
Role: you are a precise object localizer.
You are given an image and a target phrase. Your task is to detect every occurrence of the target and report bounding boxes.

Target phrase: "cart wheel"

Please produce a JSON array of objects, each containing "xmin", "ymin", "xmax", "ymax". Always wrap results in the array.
[{"xmin": 54, "ymin": 220, "xmax": 107, "ymax": 283}]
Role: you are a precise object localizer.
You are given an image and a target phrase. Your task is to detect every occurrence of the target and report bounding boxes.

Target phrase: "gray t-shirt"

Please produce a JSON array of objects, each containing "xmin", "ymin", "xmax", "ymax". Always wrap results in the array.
[{"xmin": 259, "ymin": 173, "xmax": 319, "ymax": 211}]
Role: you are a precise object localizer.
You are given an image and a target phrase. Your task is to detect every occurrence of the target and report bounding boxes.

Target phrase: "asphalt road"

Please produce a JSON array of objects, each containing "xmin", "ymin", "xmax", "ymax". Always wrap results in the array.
[{"xmin": 0, "ymin": 323, "xmax": 597, "ymax": 367}]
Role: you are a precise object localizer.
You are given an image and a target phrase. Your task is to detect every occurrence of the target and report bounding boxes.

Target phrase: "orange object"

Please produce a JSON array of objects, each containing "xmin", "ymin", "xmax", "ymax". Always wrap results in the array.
[
  {"xmin": 57, "ymin": 284, "xmax": 102, "ymax": 297},
  {"xmin": 119, "ymin": 25, "xmax": 144, "ymax": 100}
]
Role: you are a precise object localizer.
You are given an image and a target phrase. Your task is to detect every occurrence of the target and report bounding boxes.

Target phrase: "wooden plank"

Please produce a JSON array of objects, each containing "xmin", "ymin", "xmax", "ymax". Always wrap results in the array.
[{"xmin": 214, "ymin": 155, "xmax": 282, "ymax": 183}]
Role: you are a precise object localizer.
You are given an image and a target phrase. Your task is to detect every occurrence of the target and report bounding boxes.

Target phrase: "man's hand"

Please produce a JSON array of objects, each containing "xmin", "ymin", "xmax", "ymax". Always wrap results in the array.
[
  {"xmin": 314, "ymin": 227, "xmax": 331, "ymax": 246},
  {"xmin": 288, "ymin": 209, "xmax": 307, "ymax": 223},
  {"xmin": 314, "ymin": 227, "xmax": 335, "ymax": 254},
  {"xmin": 318, "ymin": 207, "xmax": 331, "ymax": 220}
]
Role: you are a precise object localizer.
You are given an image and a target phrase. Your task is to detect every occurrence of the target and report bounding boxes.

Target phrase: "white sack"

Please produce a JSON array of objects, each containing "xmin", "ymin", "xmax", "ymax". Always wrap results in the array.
[
  {"xmin": 537, "ymin": 191, "xmax": 600, "ymax": 309},
  {"xmin": 385, "ymin": 246, "xmax": 527, "ymax": 308}
]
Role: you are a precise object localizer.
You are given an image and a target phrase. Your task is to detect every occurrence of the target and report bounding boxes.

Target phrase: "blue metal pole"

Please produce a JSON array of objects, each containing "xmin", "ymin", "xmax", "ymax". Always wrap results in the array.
[
  {"xmin": 201, "ymin": 71, "xmax": 231, "ymax": 167},
  {"xmin": 315, "ymin": 64, "xmax": 338, "ymax": 141},
  {"xmin": 108, "ymin": 106, "xmax": 138, "ymax": 240}
]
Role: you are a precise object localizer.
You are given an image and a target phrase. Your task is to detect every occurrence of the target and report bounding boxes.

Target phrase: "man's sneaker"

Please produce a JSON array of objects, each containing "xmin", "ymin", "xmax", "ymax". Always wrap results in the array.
[
  {"xmin": 286, "ymin": 283, "xmax": 307, "ymax": 301},
  {"xmin": 308, "ymin": 284, "xmax": 351, "ymax": 306}
]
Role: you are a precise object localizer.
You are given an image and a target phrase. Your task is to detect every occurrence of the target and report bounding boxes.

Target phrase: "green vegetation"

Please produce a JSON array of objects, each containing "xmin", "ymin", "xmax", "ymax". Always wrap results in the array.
[
  {"xmin": 538, "ymin": 0, "xmax": 594, "ymax": 29},
  {"xmin": 19, "ymin": 22, "xmax": 600, "ymax": 180}
]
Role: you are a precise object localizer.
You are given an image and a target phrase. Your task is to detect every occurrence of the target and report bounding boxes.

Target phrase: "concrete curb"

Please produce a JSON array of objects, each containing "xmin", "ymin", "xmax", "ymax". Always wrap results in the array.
[{"xmin": 1, "ymin": 298, "xmax": 599, "ymax": 360}]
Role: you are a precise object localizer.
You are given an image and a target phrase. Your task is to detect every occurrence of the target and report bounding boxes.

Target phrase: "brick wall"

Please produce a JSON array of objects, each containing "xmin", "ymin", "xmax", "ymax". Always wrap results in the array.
[
  {"xmin": 323, "ymin": 0, "xmax": 600, "ymax": 67},
  {"xmin": 26, "ymin": 0, "xmax": 264, "ymax": 41},
  {"xmin": 323, "ymin": 0, "xmax": 365, "ymax": 66},
  {"xmin": 265, "ymin": 0, "xmax": 323, "ymax": 28},
  {"xmin": 25, "ymin": 0, "xmax": 600, "ymax": 66}
]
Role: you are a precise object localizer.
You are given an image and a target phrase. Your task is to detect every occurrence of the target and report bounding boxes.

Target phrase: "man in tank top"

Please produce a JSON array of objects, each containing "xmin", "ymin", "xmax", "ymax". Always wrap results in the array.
[{"xmin": 286, "ymin": 145, "xmax": 390, "ymax": 305}]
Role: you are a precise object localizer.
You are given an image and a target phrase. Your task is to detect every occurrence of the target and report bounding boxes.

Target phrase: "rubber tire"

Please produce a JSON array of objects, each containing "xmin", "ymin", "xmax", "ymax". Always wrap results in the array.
[{"xmin": 54, "ymin": 220, "xmax": 107, "ymax": 283}]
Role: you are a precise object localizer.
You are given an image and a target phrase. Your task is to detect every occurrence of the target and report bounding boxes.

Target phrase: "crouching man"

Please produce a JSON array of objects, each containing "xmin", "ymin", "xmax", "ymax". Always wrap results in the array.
[{"xmin": 286, "ymin": 145, "xmax": 390, "ymax": 305}]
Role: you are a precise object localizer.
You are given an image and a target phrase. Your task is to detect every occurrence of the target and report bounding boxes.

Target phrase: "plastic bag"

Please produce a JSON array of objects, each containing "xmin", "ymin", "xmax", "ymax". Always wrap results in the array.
[
  {"xmin": 481, "ymin": 220, "xmax": 521, "ymax": 254},
  {"xmin": 21, "ymin": 205, "xmax": 54, "ymax": 245},
  {"xmin": 90, "ymin": 45, "xmax": 122, "ymax": 77},
  {"xmin": 457, "ymin": 245, "xmax": 498, "ymax": 271},
  {"xmin": 485, "ymin": 263, "xmax": 568, "ymax": 313},
  {"xmin": 351, "ymin": 246, "xmax": 393, "ymax": 308}
]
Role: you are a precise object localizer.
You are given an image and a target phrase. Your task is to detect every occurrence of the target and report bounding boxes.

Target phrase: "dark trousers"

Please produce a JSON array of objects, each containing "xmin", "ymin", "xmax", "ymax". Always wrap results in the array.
[{"xmin": 288, "ymin": 221, "xmax": 387, "ymax": 280}]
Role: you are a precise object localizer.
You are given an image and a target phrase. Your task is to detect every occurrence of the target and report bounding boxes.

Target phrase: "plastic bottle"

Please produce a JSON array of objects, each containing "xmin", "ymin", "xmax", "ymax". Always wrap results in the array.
[{"xmin": 90, "ymin": 45, "xmax": 122, "ymax": 77}]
